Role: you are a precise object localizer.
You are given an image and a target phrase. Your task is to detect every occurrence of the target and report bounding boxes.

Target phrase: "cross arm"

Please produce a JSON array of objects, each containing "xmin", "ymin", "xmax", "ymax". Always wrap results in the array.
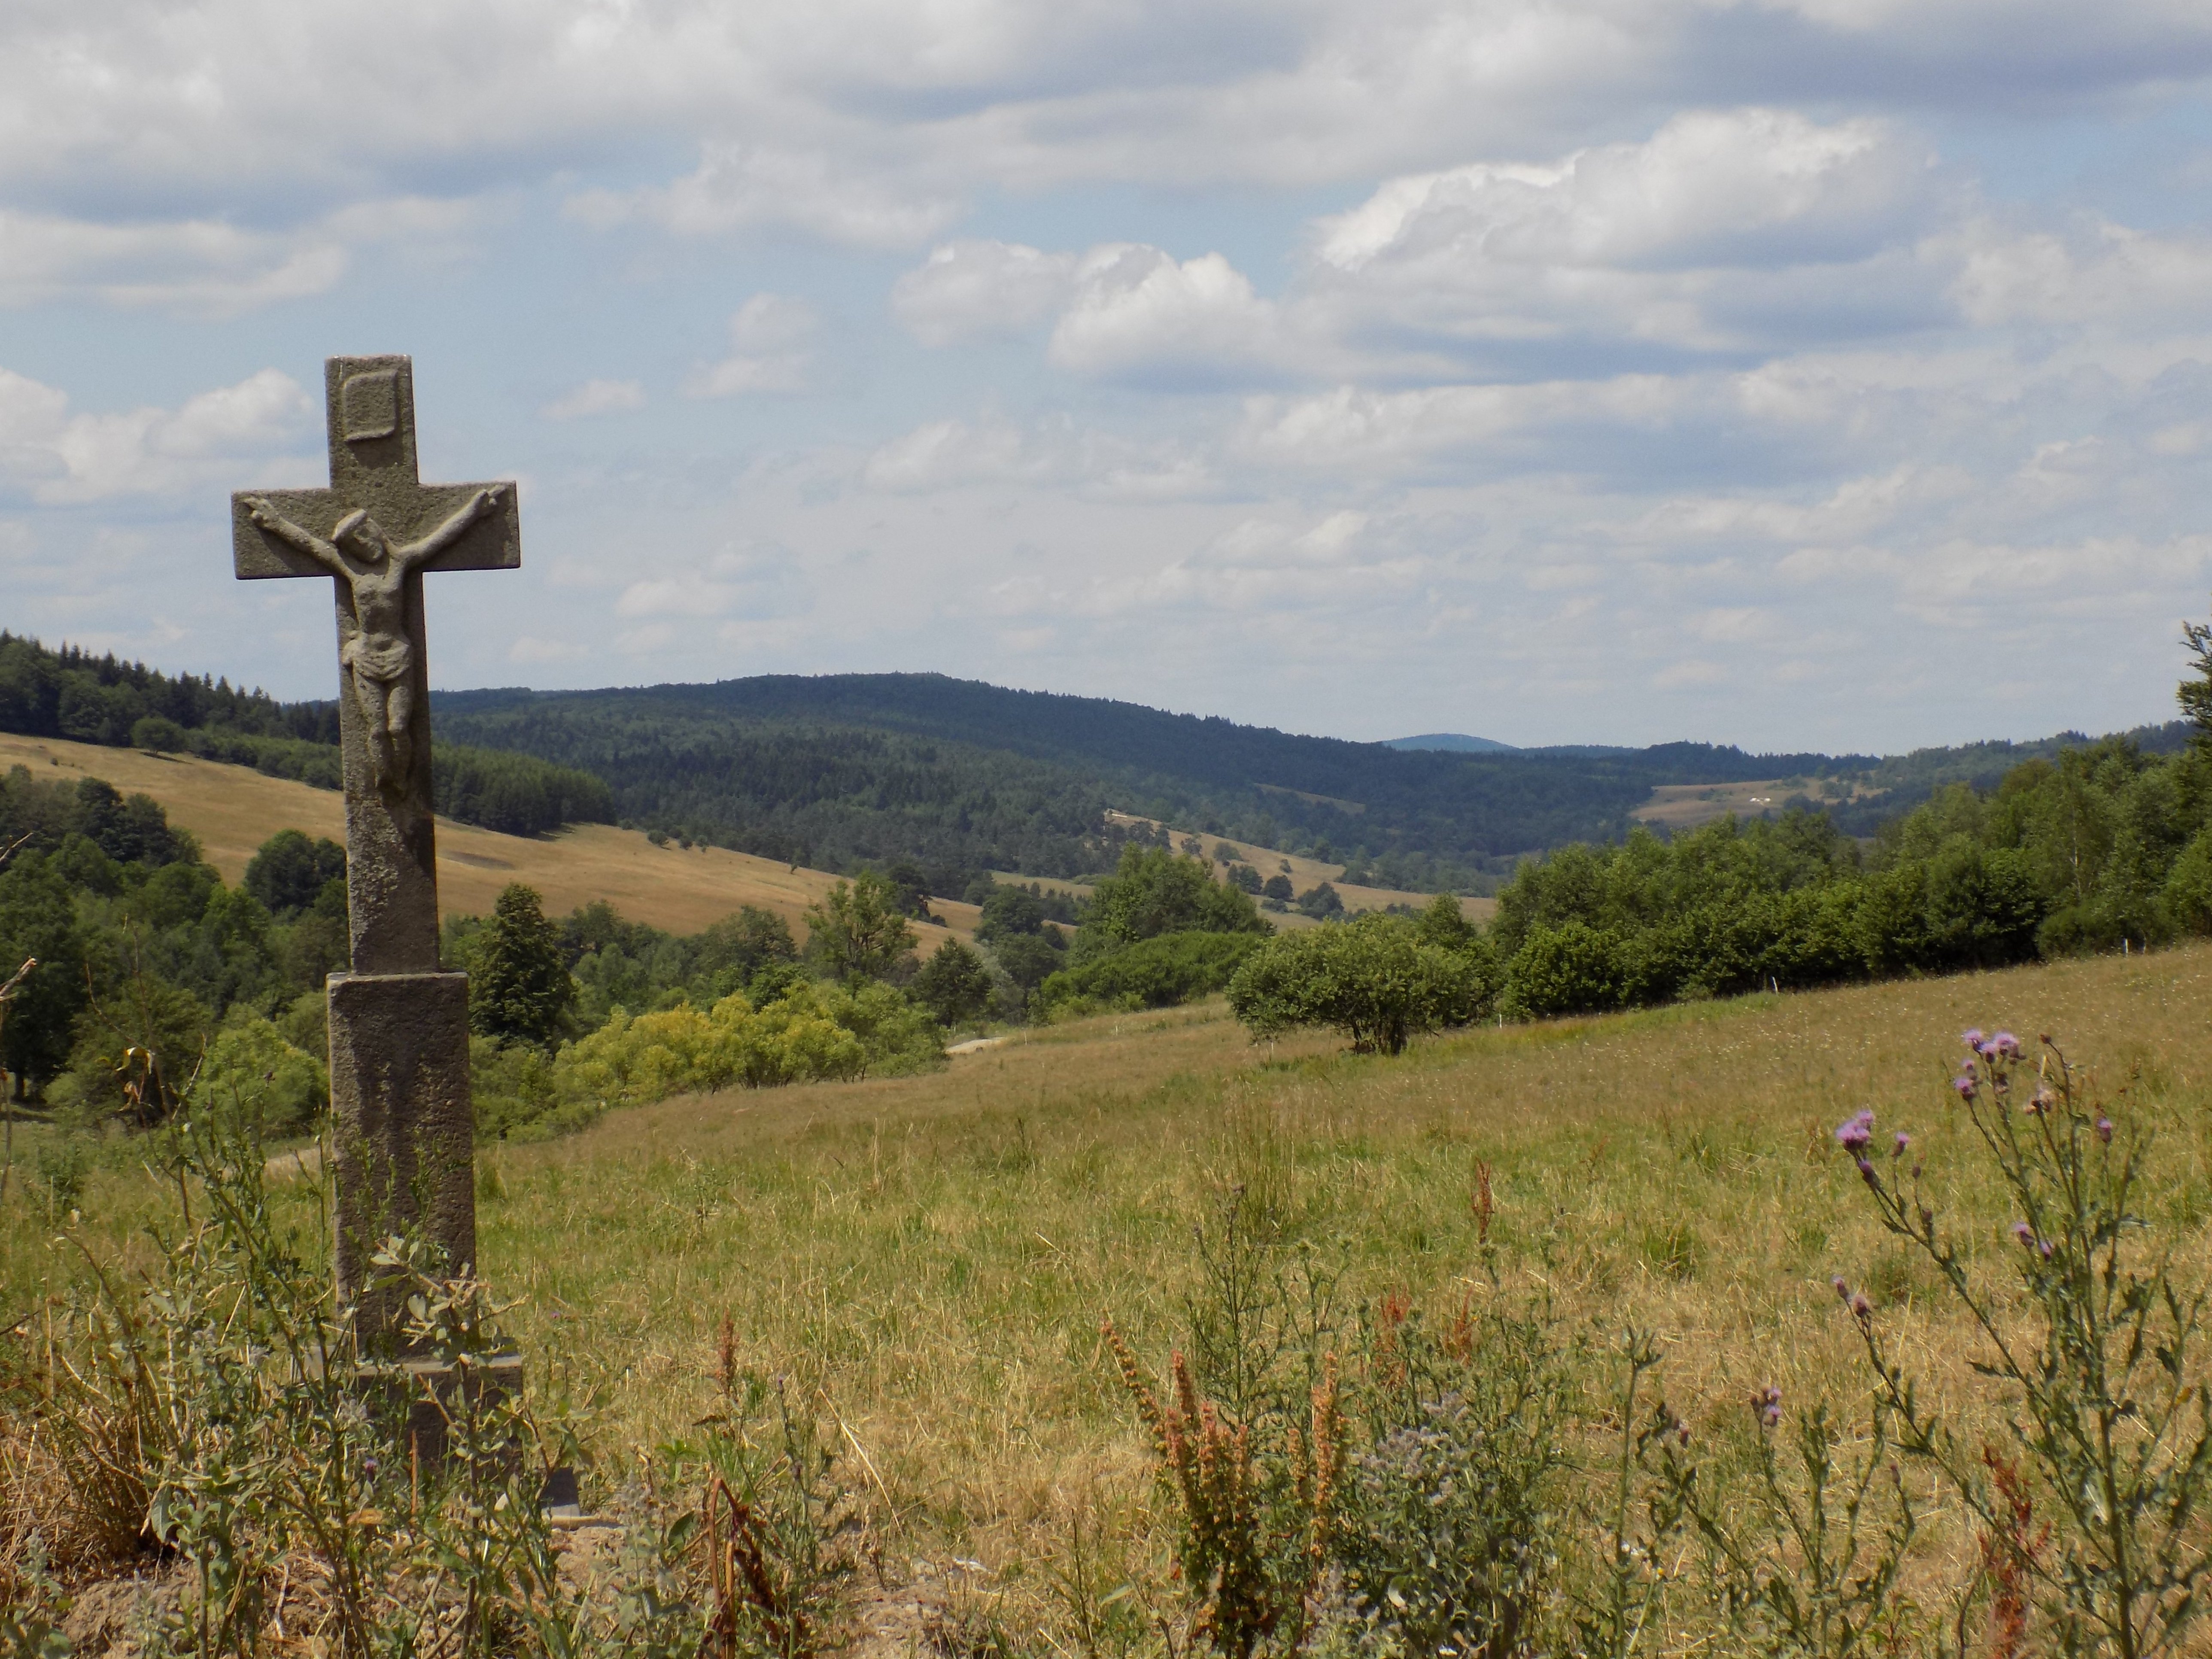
[
  {"xmin": 232, "ymin": 482, "xmax": 521, "ymax": 579},
  {"xmin": 233, "ymin": 488, "xmax": 343, "ymax": 579}
]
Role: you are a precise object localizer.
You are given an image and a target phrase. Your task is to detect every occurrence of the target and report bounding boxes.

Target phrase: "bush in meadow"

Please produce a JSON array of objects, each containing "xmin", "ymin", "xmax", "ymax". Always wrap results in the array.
[
  {"xmin": 1038, "ymin": 929, "xmax": 1264, "ymax": 1015},
  {"xmin": 549, "ymin": 977, "xmax": 941, "ymax": 1117},
  {"xmin": 197, "ymin": 1009, "xmax": 328, "ymax": 1136},
  {"xmin": 1227, "ymin": 913, "xmax": 1492, "ymax": 1054}
]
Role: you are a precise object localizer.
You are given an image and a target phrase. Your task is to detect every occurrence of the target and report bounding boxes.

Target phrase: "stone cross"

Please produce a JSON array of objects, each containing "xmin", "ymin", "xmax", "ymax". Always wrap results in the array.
[{"xmin": 233, "ymin": 356, "xmax": 519, "ymax": 1347}]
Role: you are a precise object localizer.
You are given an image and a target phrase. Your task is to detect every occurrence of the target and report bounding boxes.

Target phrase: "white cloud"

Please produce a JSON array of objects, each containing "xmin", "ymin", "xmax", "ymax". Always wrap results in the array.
[
  {"xmin": 508, "ymin": 635, "xmax": 589, "ymax": 664},
  {"xmin": 686, "ymin": 295, "xmax": 818, "ymax": 397},
  {"xmin": 863, "ymin": 412, "xmax": 1214, "ymax": 498},
  {"xmin": 1318, "ymin": 110, "xmax": 1931, "ymax": 276},
  {"xmin": 892, "ymin": 240, "xmax": 1079, "ymax": 346},
  {"xmin": 0, "ymin": 366, "xmax": 315, "ymax": 504},
  {"xmin": 1048, "ymin": 245, "xmax": 1284, "ymax": 385},
  {"xmin": 0, "ymin": 210, "xmax": 345, "ymax": 314},
  {"xmin": 568, "ymin": 144, "xmax": 960, "ymax": 249},
  {"xmin": 1948, "ymin": 220, "xmax": 2212, "ymax": 328},
  {"xmin": 613, "ymin": 542, "xmax": 811, "ymax": 622},
  {"xmin": 542, "ymin": 379, "xmax": 647, "ymax": 420}
]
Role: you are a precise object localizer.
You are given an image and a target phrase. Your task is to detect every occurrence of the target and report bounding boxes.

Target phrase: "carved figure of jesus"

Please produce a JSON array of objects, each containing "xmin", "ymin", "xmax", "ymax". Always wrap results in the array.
[{"xmin": 240, "ymin": 487, "xmax": 506, "ymax": 789}]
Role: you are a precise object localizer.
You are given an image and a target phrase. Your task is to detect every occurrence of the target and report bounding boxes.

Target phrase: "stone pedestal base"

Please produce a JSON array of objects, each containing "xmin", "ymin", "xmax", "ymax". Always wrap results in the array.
[{"xmin": 328, "ymin": 970, "xmax": 475, "ymax": 1347}]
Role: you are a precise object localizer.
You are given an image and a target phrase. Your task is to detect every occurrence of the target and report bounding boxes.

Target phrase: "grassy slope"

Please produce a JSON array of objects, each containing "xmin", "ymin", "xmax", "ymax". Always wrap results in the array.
[
  {"xmin": 22, "ymin": 939, "xmax": 2206, "ymax": 1628},
  {"xmin": 0, "ymin": 730, "xmax": 981, "ymax": 946},
  {"xmin": 485, "ymin": 944, "xmax": 2212, "ymax": 1569}
]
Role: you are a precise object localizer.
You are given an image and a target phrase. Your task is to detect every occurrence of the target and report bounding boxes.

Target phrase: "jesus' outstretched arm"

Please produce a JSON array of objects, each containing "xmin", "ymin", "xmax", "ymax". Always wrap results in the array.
[
  {"xmin": 240, "ymin": 496, "xmax": 346, "ymax": 576},
  {"xmin": 397, "ymin": 485, "xmax": 505, "ymax": 570}
]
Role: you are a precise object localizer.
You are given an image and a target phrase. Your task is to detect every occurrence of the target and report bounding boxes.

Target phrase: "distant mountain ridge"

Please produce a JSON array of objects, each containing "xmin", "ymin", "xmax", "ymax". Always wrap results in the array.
[
  {"xmin": 433, "ymin": 672, "xmax": 1869, "ymax": 890},
  {"xmin": 4, "ymin": 629, "xmax": 2188, "ymax": 895},
  {"xmin": 1386, "ymin": 733, "xmax": 1519, "ymax": 753},
  {"xmin": 426, "ymin": 670, "xmax": 2183, "ymax": 891}
]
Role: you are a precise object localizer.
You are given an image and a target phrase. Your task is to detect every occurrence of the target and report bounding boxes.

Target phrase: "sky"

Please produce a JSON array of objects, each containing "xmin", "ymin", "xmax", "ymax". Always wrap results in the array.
[{"xmin": 6, "ymin": 2, "xmax": 2212, "ymax": 754}]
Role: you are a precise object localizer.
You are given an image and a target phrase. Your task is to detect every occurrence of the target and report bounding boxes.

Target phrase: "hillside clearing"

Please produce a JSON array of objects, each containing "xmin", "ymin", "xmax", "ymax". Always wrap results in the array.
[
  {"xmin": 1098, "ymin": 811, "xmax": 1495, "ymax": 922},
  {"xmin": 0, "ymin": 730, "xmax": 979, "ymax": 943}
]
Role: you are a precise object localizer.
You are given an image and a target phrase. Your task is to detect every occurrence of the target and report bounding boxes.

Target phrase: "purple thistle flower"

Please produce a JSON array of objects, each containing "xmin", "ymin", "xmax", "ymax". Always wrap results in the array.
[
  {"xmin": 1850, "ymin": 1292, "xmax": 1873, "ymax": 1323},
  {"xmin": 2096, "ymin": 1117, "xmax": 2114, "ymax": 1144},
  {"xmin": 1754, "ymin": 1384, "xmax": 1783, "ymax": 1428},
  {"xmin": 1962, "ymin": 1028, "xmax": 1985, "ymax": 1050},
  {"xmin": 1857, "ymin": 1157, "xmax": 1879, "ymax": 1188},
  {"xmin": 1991, "ymin": 1031, "xmax": 2020, "ymax": 1057},
  {"xmin": 1835, "ymin": 1109, "xmax": 1875, "ymax": 1152},
  {"xmin": 2039, "ymin": 1239, "xmax": 2054, "ymax": 1261},
  {"xmin": 1832, "ymin": 1275, "xmax": 1850, "ymax": 1300},
  {"xmin": 1954, "ymin": 1073, "xmax": 1979, "ymax": 1102},
  {"xmin": 2012, "ymin": 1221, "xmax": 2034, "ymax": 1246},
  {"xmin": 1893, "ymin": 1131, "xmax": 1911, "ymax": 1158}
]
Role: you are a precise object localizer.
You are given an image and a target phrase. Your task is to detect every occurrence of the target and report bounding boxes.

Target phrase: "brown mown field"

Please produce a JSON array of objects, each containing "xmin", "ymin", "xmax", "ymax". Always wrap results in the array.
[{"xmin": 13, "ymin": 938, "xmax": 2206, "ymax": 1641}]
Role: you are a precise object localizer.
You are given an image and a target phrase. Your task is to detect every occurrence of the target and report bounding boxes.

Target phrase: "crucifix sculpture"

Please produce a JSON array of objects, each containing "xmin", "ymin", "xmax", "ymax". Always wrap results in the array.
[{"xmin": 234, "ymin": 356, "xmax": 519, "ymax": 1347}]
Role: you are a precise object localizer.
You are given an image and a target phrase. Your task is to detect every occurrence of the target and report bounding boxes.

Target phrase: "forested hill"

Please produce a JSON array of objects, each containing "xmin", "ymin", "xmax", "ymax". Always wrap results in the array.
[
  {"xmin": 9, "ymin": 630, "xmax": 2191, "ymax": 895},
  {"xmin": 431, "ymin": 673, "xmax": 1868, "ymax": 889}
]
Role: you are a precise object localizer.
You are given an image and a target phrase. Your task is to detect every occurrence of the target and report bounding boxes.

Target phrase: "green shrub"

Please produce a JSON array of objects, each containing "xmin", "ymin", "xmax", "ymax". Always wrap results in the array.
[
  {"xmin": 550, "ymin": 978, "xmax": 942, "ymax": 1116},
  {"xmin": 130, "ymin": 715, "xmax": 187, "ymax": 754},
  {"xmin": 1039, "ymin": 930, "xmax": 1262, "ymax": 1015},
  {"xmin": 910, "ymin": 937, "xmax": 994, "ymax": 1027},
  {"xmin": 1504, "ymin": 919, "xmax": 1629, "ymax": 1018},
  {"xmin": 470, "ymin": 1034, "xmax": 570, "ymax": 1142},
  {"xmin": 1071, "ymin": 846, "xmax": 1269, "ymax": 963},
  {"xmin": 197, "ymin": 1010, "xmax": 328, "ymax": 1137},
  {"xmin": 1227, "ymin": 914, "xmax": 1490, "ymax": 1054}
]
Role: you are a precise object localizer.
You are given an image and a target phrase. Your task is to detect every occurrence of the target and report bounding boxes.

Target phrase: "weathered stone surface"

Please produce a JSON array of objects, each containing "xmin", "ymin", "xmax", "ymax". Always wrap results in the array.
[
  {"xmin": 327, "ymin": 970, "xmax": 476, "ymax": 1347},
  {"xmin": 231, "ymin": 356, "xmax": 521, "ymax": 1353},
  {"xmin": 231, "ymin": 356, "xmax": 517, "ymax": 975}
]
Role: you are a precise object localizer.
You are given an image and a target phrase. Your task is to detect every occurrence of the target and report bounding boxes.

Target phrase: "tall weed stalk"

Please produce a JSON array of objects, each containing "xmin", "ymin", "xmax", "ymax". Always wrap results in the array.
[{"xmin": 1838, "ymin": 1030, "xmax": 2212, "ymax": 1657}]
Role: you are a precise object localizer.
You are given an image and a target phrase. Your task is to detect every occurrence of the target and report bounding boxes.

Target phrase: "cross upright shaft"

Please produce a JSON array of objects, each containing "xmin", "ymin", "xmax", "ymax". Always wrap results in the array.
[
  {"xmin": 231, "ymin": 356, "xmax": 519, "ymax": 1343},
  {"xmin": 232, "ymin": 356, "xmax": 519, "ymax": 973}
]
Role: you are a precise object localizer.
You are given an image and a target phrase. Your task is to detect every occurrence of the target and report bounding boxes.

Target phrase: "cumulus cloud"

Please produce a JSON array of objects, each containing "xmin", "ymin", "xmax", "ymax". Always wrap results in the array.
[
  {"xmin": 542, "ymin": 379, "xmax": 647, "ymax": 420},
  {"xmin": 685, "ymin": 295, "xmax": 818, "ymax": 397},
  {"xmin": 0, "ymin": 210, "xmax": 346, "ymax": 314},
  {"xmin": 568, "ymin": 144, "xmax": 960, "ymax": 249},
  {"xmin": 1318, "ymin": 110, "xmax": 1933, "ymax": 276},
  {"xmin": 0, "ymin": 366, "xmax": 315, "ymax": 504},
  {"xmin": 1298, "ymin": 108, "xmax": 1953, "ymax": 356},
  {"xmin": 863, "ymin": 411, "xmax": 1212, "ymax": 497},
  {"xmin": 892, "ymin": 240, "xmax": 1079, "ymax": 345},
  {"xmin": 1047, "ymin": 245, "xmax": 1287, "ymax": 385},
  {"xmin": 613, "ymin": 542, "xmax": 812, "ymax": 622}
]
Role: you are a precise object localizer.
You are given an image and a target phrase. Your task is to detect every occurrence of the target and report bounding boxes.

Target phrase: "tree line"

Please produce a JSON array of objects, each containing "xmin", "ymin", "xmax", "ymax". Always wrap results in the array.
[{"xmin": 0, "ymin": 633, "xmax": 612, "ymax": 837}]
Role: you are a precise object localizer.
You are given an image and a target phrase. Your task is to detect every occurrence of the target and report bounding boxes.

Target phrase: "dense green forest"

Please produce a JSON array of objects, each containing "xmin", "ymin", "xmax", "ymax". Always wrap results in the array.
[
  {"xmin": 8, "ymin": 628, "xmax": 2203, "ymax": 893},
  {"xmin": 429, "ymin": 675, "xmax": 1878, "ymax": 886},
  {"xmin": 0, "ymin": 633, "xmax": 612, "ymax": 836}
]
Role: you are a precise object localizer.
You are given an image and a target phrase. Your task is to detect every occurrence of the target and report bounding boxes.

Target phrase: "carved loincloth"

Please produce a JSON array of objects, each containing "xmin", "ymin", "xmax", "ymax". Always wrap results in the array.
[{"xmin": 341, "ymin": 634, "xmax": 411, "ymax": 684}]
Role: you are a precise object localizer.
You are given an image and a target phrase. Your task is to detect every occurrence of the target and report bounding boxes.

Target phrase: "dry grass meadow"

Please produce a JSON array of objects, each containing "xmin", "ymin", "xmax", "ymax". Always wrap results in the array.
[{"xmin": 13, "ymin": 939, "xmax": 2209, "ymax": 1637}]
